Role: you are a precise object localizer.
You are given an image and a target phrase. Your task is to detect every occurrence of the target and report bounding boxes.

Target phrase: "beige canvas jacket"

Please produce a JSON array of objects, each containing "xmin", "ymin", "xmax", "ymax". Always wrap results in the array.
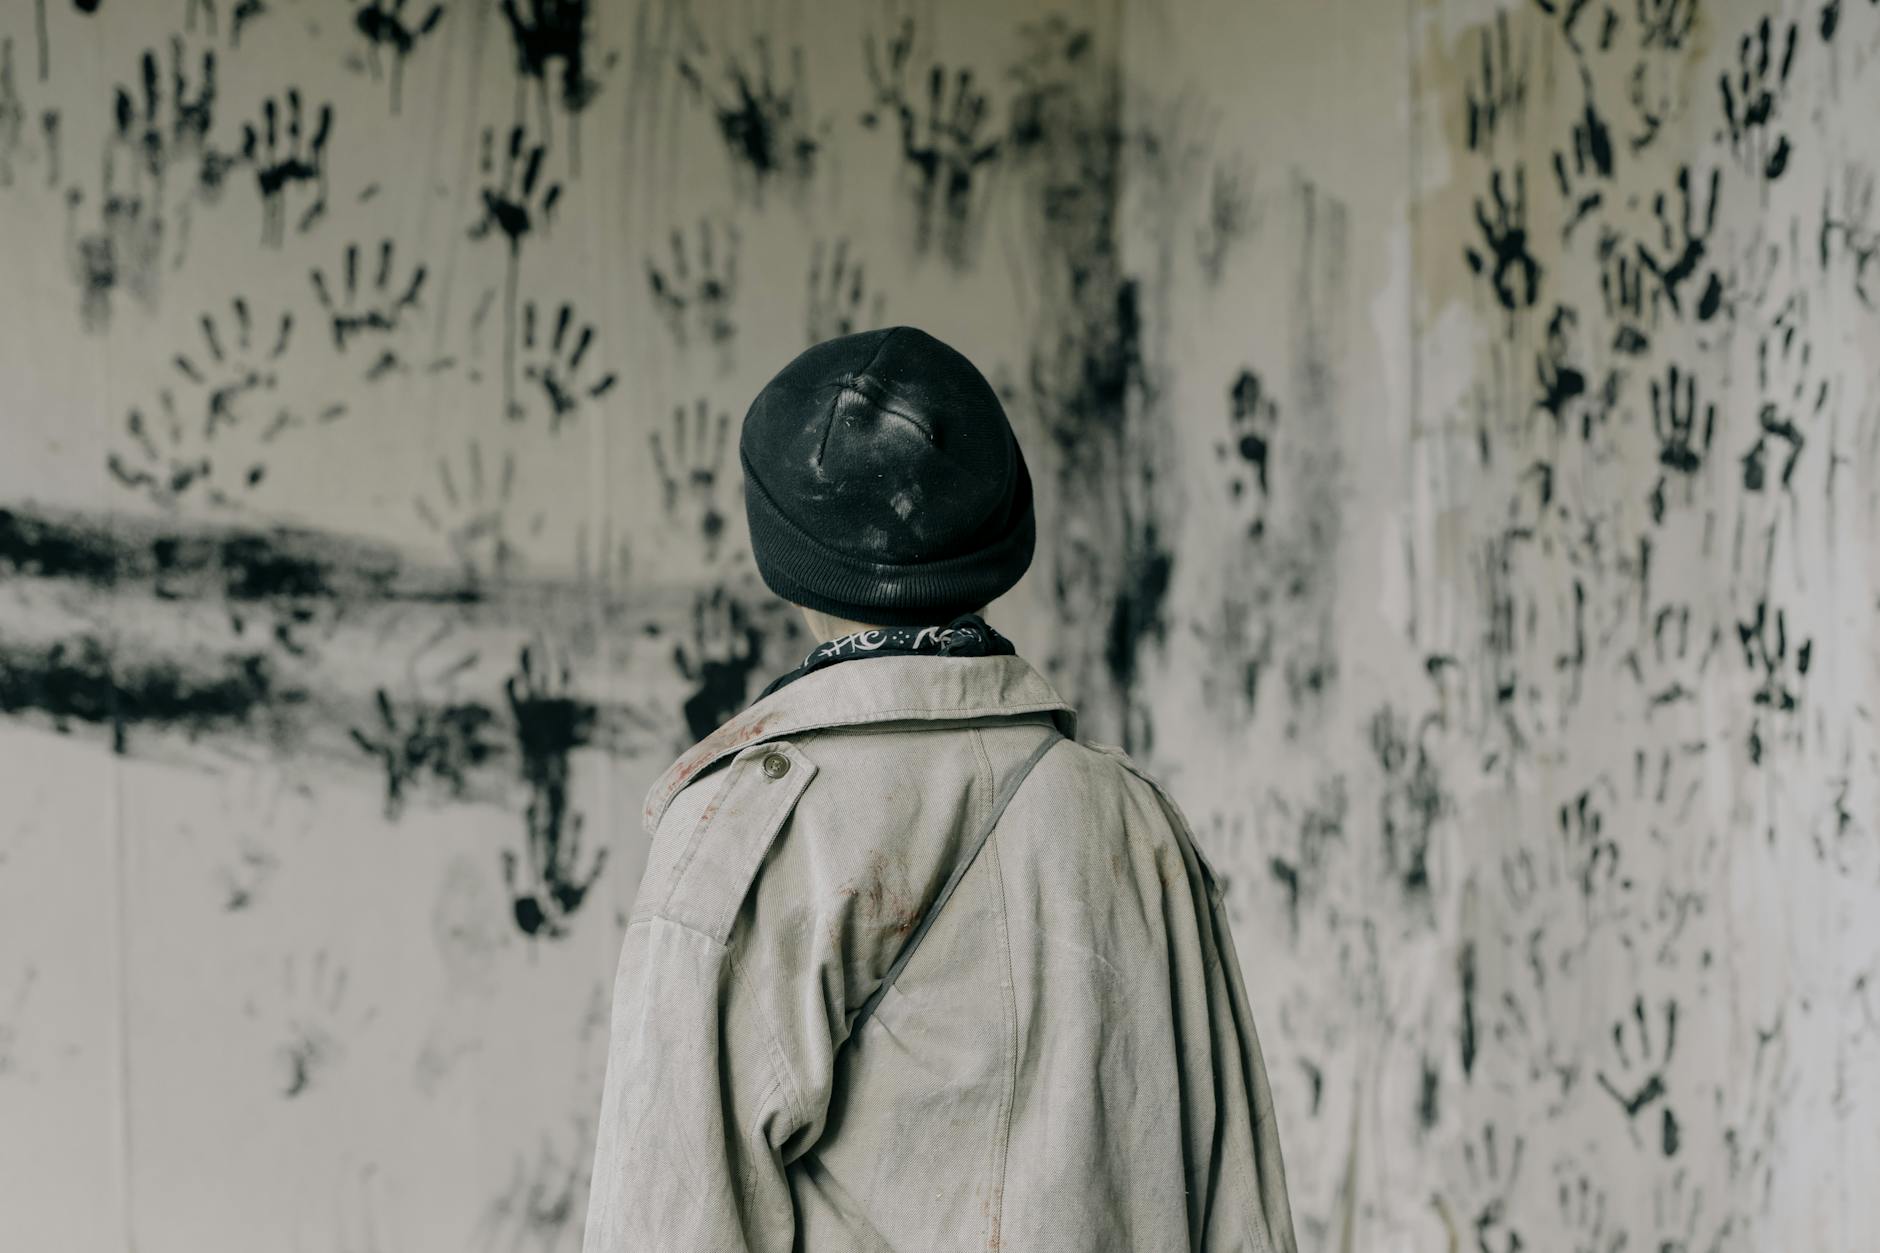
[{"xmin": 583, "ymin": 652, "xmax": 1297, "ymax": 1252}]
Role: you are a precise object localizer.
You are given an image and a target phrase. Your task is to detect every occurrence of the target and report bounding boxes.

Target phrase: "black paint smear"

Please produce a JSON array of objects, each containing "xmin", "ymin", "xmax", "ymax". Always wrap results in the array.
[
  {"xmin": 678, "ymin": 34, "xmax": 820, "ymax": 199},
  {"xmin": 1418, "ymin": 1055, "xmax": 1440, "ymax": 1131},
  {"xmin": 673, "ymin": 587, "xmax": 765, "ymax": 743},
  {"xmin": 351, "ymin": 1, "xmax": 445, "ymax": 114},
  {"xmin": 0, "ymin": 635, "xmax": 297, "ymax": 754},
  {"xmin": 1103, "ymin": 515, "xmax": 1174, "ymax": 752},
  {"xmin": 1458, "ymin": 939, "xmax": 1478, "ymax": 1077},
  {"xmin": 1820, "ymin": 0, "xmax": 1841, "ymax": 44},
  {"xmin": 1219, "ymin": 369, "xmax": 1277, "ymax": 533},
  {"xmin": 1818, "ymin": 176, "xmax": 1880, "ymax": 311},
  {"xmin": 1465, "ymin": 166, "xmax": 1543, "ymax": 312},
  {"xmin": 0, "ymin": 506, "xmax": 128, "ymax": 584},
  {"xmin": 351, "ymin": 688, "xmax": 501, "ymax": 818},
  {"xmin": 0, "ymin": 503, "xmax": 421, "ymax": 609},
  {"xmin": 502, "ymin": 644, "xmax": 605, "ymax": 939}
]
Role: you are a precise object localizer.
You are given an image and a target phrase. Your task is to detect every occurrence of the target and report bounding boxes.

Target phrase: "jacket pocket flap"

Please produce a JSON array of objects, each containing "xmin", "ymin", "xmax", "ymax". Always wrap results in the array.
[{"xmin": 649, "ymin": 739, "xmax": 819, "ymax": 945}]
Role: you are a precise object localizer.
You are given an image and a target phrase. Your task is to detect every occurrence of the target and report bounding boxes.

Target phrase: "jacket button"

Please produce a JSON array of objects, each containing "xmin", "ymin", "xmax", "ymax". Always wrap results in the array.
[{"xmin": 761, "ymin": 752, "xmax": 791, "ymax": 779}]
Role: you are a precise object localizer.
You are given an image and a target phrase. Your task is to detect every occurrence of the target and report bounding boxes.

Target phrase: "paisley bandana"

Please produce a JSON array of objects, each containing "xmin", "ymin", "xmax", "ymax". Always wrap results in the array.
[{"xmin": 755, "ymin": 613, "xmax": 1017, "ymax": 701}]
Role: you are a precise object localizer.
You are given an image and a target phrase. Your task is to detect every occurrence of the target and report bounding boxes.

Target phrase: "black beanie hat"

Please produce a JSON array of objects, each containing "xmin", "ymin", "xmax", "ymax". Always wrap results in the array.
[{"xmin": 739, "ymin": 326, "xmax": 1035, "ymax": 627}]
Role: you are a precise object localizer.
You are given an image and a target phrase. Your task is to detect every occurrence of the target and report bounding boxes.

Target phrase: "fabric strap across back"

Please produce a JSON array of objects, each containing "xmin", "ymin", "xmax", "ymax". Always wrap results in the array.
[{"xmin": 845, "ymin": 727, "xmax": 1064, "ymax": 1040}]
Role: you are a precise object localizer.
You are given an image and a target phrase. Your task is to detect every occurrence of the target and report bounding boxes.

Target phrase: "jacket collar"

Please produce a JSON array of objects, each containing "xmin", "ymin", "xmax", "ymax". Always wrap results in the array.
[{"xmin": 644, "ymin": 653, "xmax": 1077, "ymax": 833}]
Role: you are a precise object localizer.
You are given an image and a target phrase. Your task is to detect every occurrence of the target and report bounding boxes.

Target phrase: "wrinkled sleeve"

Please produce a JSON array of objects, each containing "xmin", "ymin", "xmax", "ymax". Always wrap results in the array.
[
  {"xmin": 582, "ymin": 740, "xmax": 827, "ymax": 1253},
  {"xmin": 581, "ymin": 914, "xmax": 807, "ymax": 1253}
]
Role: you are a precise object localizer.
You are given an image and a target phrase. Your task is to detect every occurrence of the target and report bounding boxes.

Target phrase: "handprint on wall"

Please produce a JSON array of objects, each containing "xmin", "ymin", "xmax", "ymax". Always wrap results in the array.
[
  {"xmin": 241, "ymin": 90, "xmax": 334, "ymax": 245},
  {"xmin": 678, "ymin": 32, "xmax": 822, "ymax": 202},
  {"xmin": 501, "ymin": 642, "xmax": 606, "ymax": 940},
  {"xmin": 645, "ymin": 217, "xmax": 738, "ymax": 372},
  {"xmin": 804, "ymin": 237, "xmax": 884, "ymax": 344},
  {"xmin": 861, "ymin": 18, "xmax": 1002, "ymax": 270},
  {"xmin": 649, "ymin": 398, "xmax": 731, "ymax": 562},
  {"xmin": 1719, "ymin": 15, "xmax": 1798, "ymax": 181},
  {"xmin": 1595, "ymin": 993, "xmax": 1683, "ymax": 1156},
  {"xmin": 242, "ymin": 949, "xmax": 379, "ymax": 1099},
  {"xmin": 348, "ymin": 0, "xmax": 446, "ymax": 114},
  {"xmin": 412, "ymin": 438, "xmax": 536, "ymax": 584},
  {"xmin": 1465, "ymin": 165, "xmax": 1543, "ymax": 313},
  {"xmin": 516, "ymin": 298, "xmax": 617, "ymax": 429},
  {"xmin": 310, "ymin": 239, "xmax": 429, "ymax": 374}
]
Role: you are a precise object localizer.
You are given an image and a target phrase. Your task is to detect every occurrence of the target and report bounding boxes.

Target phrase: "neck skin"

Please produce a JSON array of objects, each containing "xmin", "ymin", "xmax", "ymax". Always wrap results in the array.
[{"xmin": 797, "ymin": 606, "xmax": 990, "ymax": 642}]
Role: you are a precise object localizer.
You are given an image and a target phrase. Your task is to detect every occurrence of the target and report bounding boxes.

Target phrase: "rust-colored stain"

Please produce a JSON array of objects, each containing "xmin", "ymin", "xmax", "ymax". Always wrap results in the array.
[{"xmin": 837, "ymin": 850, "xmax": 923, "ymax": 941}]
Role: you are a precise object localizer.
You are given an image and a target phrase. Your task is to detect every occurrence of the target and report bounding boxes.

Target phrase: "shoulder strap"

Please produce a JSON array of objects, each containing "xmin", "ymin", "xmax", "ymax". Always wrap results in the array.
[{"xmin": 846, "ymin": 728, "xmax": 1063, "ymax": 1040}]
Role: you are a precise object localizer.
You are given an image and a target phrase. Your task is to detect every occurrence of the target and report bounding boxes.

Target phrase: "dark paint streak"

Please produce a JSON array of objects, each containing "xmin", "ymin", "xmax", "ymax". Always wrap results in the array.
[{"xmin": 0, "ymin": 635, "xmax": 297, "ymax": 754}]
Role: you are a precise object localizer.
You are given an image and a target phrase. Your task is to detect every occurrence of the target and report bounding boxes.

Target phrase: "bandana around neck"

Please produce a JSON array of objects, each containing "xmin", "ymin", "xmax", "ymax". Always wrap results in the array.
[{"xmin": 754, "ymin": 612, "xmax": 1016, "ymax": 701}]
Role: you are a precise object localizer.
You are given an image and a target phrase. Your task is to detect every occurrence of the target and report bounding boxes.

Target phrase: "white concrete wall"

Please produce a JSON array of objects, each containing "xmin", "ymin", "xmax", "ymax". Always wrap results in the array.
[{"xmin": 0, "ymin": 0, "xmax": 1875, "ymax": 1248}]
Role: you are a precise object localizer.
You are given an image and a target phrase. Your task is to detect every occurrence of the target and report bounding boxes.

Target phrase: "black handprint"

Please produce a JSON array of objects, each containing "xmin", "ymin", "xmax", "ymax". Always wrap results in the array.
[
  {"xmin": 242, "ymin": 950, "xmax": 378, "ymax": 1099},
  {"xmin": 1819, "ymin": 167, "xmax": 1879, "ymax": 311},
  {"xmin": 1550, "ymin": 74, "xmax": 1613, "ymax": 244},
  {"xmin": 499, "ymin": 0, "xmax": 603, "ymax": 165},
  {"xmin": 1553, "ymin": 1162, "xmax": 1624, "ymax": 1253},
  {"xmin": 1742, "ymin": 300, "xmax": 1825, "ymax": 494},
  {"xmin": 517, "ymin": 299, "xmax": 616, "ymax": 428},
  {"xmin": 107, "ymin": 390, "xmax": 250, "ymax": 508},
  {"xmin": 241, "ymin": 90, "xmax": 333, "ymax": 245},
  {"xmin": 349, "ymin": 687, "xmax": 499, "ymax": 818},
  {"xmin": 112, "ymin": 36, "xmax": 222, "ymax": 194},
  {"xmin": 673, "ymin": 587, "xmax": 765, "ymax": 742},
  {"xmin": 1719, "ymin": 15, "xmax": 1798, "ymax": 181},
  {"xmin": 1465, "ymin": 165, "xmax": 1543, "ymax": 312},
  {"xmin": 1441, "ymin": 1121, "xmax": 1526, "ymax": 1253},
  {"xmin": 502, "ymin": 642, "xmax": 605, "ymax": 939},
  {"xmin": 413, "ymin": 439, "xmax": 532, "ymax": 583},
  {"xmin": 63, "ymin": 153, "xmax": 161, "ymax": 331},
  {"xmin": 1463, "ymin": 7, "xmax": 1528, "ymax": 153},
  {"xmin": 805, "ymin": 237, "xmax": 884, "ymax": 344},
  {"xmin": 470, "ymin": 123, "xmax": 561, "ymax": 256},
  {"xmin": 349, "ymin": 1, "xmax": 445, "ymax": 114},
  {"xmin": 108, "ymin": 300, "xmax": 320, "ymax": 506},
  {"xmin": 311, "ymin": 238, "xmax": 428, "ymax": 363},
  {"xmin": 645, "ymin": 217, "xmax": 738, "ymax": 366},
  {"xmin": 678, "ymin": 32, "xmax": 821, "ymax": 200},
  {"xmin": 1737, "ymin": 600, "xmax": 1811, "ymax": 720},
  {"xmin": 1638, "ymin": 165, "xmax": 1722, "ymax": 320},
  {"xmin": 1595, "ymin": 994, "xmax": 1682, "ymax": 1155},
  {"xmin": 1648, "ymin": 364, "xmax": 1715, "ymax": 522},
  {"xmin": 1597, "ymin": 227, "xmax": 1650, "ymax": 354},
  {"xmin": 173, "ymin": 298, "xmax": 296, "ymax": 437},
  {"xmin": 861, "ymin": 18, "xmax": 1002, "ymax": 269},
  {"xmin": 649, "ymin": 399, "xmax": 731, "ymax": 561},
  {"xmin": 1534, "ymin": 306, "xmax": 1589, "ymax": 432}
]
